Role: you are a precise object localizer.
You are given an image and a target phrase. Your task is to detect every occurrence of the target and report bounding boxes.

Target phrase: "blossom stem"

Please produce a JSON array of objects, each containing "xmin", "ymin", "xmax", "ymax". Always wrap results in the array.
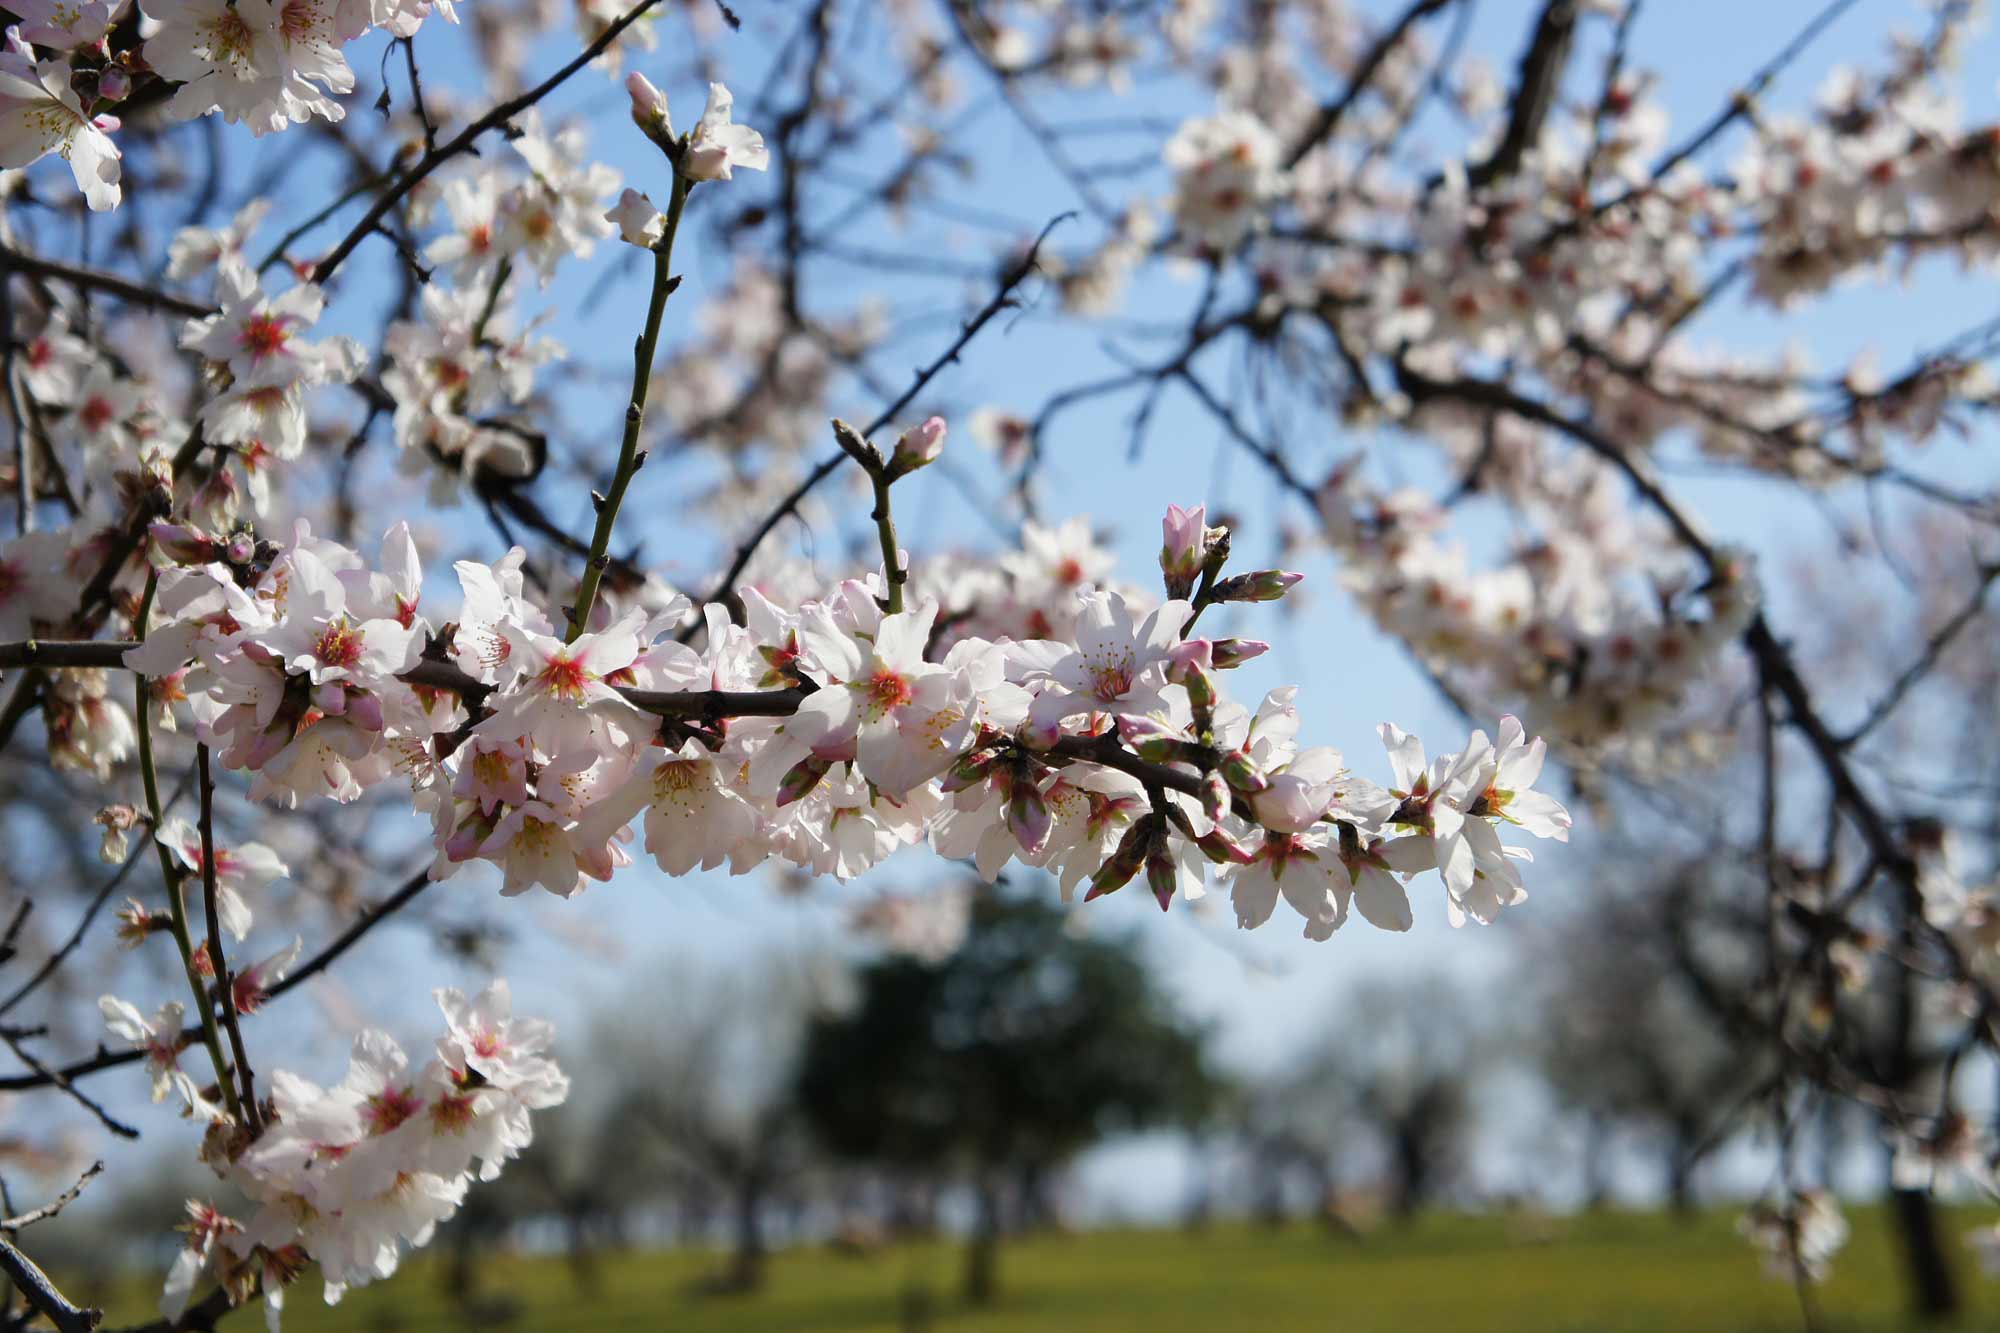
[
  {"xmin": 873, "ymin": 470, "xmax": 906, "ymax": 615},
  {"xmin": 471, "ymin": 256, "xmax": 512, "ymax": 348},
  {"xmin": 566, "ymin": 168, "xmax": 690, "ymax": 643},
  {"xmin": 831, "ymin": 419, "xmax": 907, "ymax": 615},
  {"xmin": 195, "ymin": 742, "xmax": 261, "ymax": 1133},
  {"xmin": 132, "ymin": 573, "xmax": 243, "ymax": 1125}
]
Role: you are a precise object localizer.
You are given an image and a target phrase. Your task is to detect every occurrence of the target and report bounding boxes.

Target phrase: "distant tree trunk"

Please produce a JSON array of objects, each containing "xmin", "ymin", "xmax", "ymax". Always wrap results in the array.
[
  {"xmin": 1665, "ymin": 1118, "xmax": 1698, "ymax": 1219},
  {"xmin": 963, "ymin": 1173, "xmax": 1002, "ymax": 1307},
  {"xmin": 1883, "ymin": 894, "xmax": 1961, "ymax": 1320},
  {"xmin": 1250, "ymin": 1147, "xmax": 1288, "ymax": 1228},
  {"xmin": 1889, "ymin": 1186, "xmax": 1959, "ymax": 1320},
  {"xmin": 1581, "ymin": 1112, "xmax": 1612, "ymax": 1211},
  {"xmin": 442, "ymin": 1219, "xmax": 479, "ymax": 1305},
  {"xmin": 724, "ymin": 1175, "xmax": 767, "ymax": 1292},
  {"xmin": 562, "ymin": 1206, "xmax": 599, "ymax": 1291},
  {"xmin": 1390, "ymin": 1124, "xmax": 1429, "ymax": 1221}
]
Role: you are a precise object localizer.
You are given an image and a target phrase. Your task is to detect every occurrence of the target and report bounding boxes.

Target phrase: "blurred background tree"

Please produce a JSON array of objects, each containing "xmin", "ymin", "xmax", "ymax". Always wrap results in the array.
[{"xmin": 794, "ymin": 884, "xmax": 1222, "ymax": 1305}]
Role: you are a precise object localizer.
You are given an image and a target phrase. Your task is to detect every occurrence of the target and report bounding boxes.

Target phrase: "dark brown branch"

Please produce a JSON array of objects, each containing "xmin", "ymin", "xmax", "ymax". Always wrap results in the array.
[
  {"xmin": 259, "ymin": 867, "xmax": 433, "ymax": 1004},
  {"xmin": 0, "ymin": 1024, "xmax": 137, "ymax": 1135},
  {"xmin": 0, "ymin": 899, "xmax": 29, "ymax": 969},
  {"xmin": 1387, "ymin": 361, "xmax": 2000, "ymax": 1030},
  {"xmin": 107, "ymin": 1282, "xmax": 236, "ymax": 1333},
  {"xmin": 1283, "ymin": 0, "xmax": 1456, "ymax": 170},
  {"xmin": 1466, "ymin": 0, "xmax": 1579, "ymax": 189},
  {"xmin": 0, "ymin": 1233, "xmax": 100, "ymax": 1332},
  {"xmin": 0, "ymin": 248, "xmax": 211, "ymax": 320},
  {"xmin": 0, "ymin": 864, "xmax": 438, "ymax": 1095},
  {"xmin": 1588, "ymin": 0, "xmax": 1863, "ymax": 222}
]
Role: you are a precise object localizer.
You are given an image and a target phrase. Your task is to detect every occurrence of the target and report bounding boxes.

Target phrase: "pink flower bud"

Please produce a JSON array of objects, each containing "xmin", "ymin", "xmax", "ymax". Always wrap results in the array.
[
  {"xmin": 1145, "ymin": 847, "xmax": 1178, "ymax": 912},
  {"xmin": 1115, "ymin": 713, "xmax": 1176, "ymax": 745},
  {"xmin": 777, "ymin": 754, "xmax": 833, "ymax": 807},
  {"xmin": 941, "ymin": 750, "xmax": 995, "ymax": 794},
  {"xmin": 888, "ymin": 416, "xmax": 947, "ymax": 477},
  {"xmin": 1220, "ymin": 748, "xmax": 1268, "ymax": 794},
  {"xmin": 1193, "ymin": 823, "xmax": 1254, "ymax": 866},
  {"xmin": 1210, "ymin": 638, "xmax": 1268, "ymax": 668},
  {"xmin": 445, "ymin": 808, "xmax": 501, "ymax": 864},
  {"xmin": 1165, "ymin": 639, "xmax": 1213, "ymax": 682},
  {"xmin": 1159, "ymin": 503, "xmax": 1208, "ymax": 597},
  {"xmin": 147, "ymin": 522, "xmax": 220, "ymax": 567},
  {"xmin": 97, "ymin": 67, "xmax": 130, "ymax": 101},
  {"xmin": 1006, "ymin": 774, "xmax": 1052, "ymax": 857},
  {"xmin": 343, "ymin": 688, "xmax": 385, "ymax": 733},
  {"xmin": 1201, "ymin": 771, "xmax": 1230, "ymax": 824},
  {"xmin": 627, "ymin": 72, "xmax": 671, "ymax": 136},
  {"xmin": 1212, "ymin": 569, "xmax": 1303, "ymax": 604},
  {"xmin": 1085, "ymin": 816, "xmax": 1155, "ymax": 902},
  {"xmin": 232, "ymin": 971, "xmax": 270, "ymax": 1015}
]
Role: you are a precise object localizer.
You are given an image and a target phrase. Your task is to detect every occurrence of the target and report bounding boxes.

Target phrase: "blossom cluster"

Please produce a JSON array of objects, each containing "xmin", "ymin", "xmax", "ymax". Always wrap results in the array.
[
  {"xmin": 0, "ymin": 4, "xmax": 1644, "ymax": 1320},
  {"xmin": 0, "ymin": 0, "xmax": 461, "ymax": 212},
  {"xmin": 1316, "ymin": 418, "xmax": 1762, "ymax": 748},
  {"xmin": 137, "ymin": 982, "xmax": 566, "ymax": 1325},
  {"xmin": 111, "ymin": 496, "xmax": 1568, "ymax": 941},
  {"xmin": 965, "ymin": 0, "xmax": 1997, "ymax": 774}
]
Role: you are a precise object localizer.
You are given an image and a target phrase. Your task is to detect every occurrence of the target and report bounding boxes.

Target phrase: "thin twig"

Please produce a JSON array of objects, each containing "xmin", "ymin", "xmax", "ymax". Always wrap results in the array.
[
  {"xmin": 0, "ymin": 1161, "xmax": 102, "ymax": 1232},
  {"xmin": 680, "ymin": 213, "xmax": 1070, "ymax": 634},
  {"xmin": 309, "ymin": 0, "xmax": 669, "ymax": 286},
  {"xmin": 196, "ymin": 744, "xmax": 260, "ymax": 1132}
]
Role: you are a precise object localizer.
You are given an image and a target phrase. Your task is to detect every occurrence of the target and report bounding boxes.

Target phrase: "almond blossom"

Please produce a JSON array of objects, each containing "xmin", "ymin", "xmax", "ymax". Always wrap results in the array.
[
  {"xmin": 681, "ymin": 81, "xmax": 769, "ymax": 182},
  {"xmin": 155, "ymin": 817, "xmax": 290, "ymax": 941},
  {"xmin": 0, "ymin": 38, "xmax": 120, "ymax": 210}
]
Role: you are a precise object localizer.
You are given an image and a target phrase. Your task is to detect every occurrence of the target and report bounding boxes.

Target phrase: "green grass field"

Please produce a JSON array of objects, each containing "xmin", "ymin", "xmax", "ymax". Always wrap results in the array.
[{"xmin": 69, "ymin": 1206, "xmax": 2000, "ymax": 1331}]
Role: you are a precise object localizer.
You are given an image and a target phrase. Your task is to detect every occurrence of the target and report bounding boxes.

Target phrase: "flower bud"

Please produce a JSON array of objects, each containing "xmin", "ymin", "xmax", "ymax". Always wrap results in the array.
[
  {"xmin": 1145, "ymin": 845, "xmax": 1178, "ymax": 912},
  {"xmin": 1210, "ymin": 638, "xmax": 1269, "ymax": 669},
  {"xmin": 887, "ymin": 416, "xmax": 946, "ymax": 478},
  {"xmin": 1200, "ymin": 771, "xmax": 1230, "ymax": 824},
  {"xmin": 97, "ymin": 66, "xmax": 130, "ymax": 101},
  {"xmin": 627, "ymin": 72, "xmax": 672, "ymax": 138},
  {"xmin": 1192, "ymin": 823, "xmax": 1255, "ymax": 866},
  {"xmin": 147, "ymin": 521, "xmax": 222, "ymax": 567},
  {"xmin": 445, "ymin": 807, "xmax": 502, "ymax": 864},
  {"xmin": 1211, "ymin": 569, "xmax": 1303, "ymax": 604},
  {"xmin": 1084, "ymin": 815, "xmax": 1155, "ymax": 901},
  {"xmin": 941, "ymin": 749, "xmax": 996, "ymax": 794},
  {"xmin": 1165, "ymin": 638, "xmax": 1213, "ymax": 682},
  {"xmin": 777, "ymin": 754, "xmax": 832, "ymax": 807},
  {"xmin": 1005, "ymin": 769, "xmax": 1052, "ymax": 857},
  {"xmin": 1159, "ymin": 503, "xmax": 1208, "ymax": 599},
  {"xmin": 1220, "ymin": 748, "xmax": 1268, "ymax": 794}
]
